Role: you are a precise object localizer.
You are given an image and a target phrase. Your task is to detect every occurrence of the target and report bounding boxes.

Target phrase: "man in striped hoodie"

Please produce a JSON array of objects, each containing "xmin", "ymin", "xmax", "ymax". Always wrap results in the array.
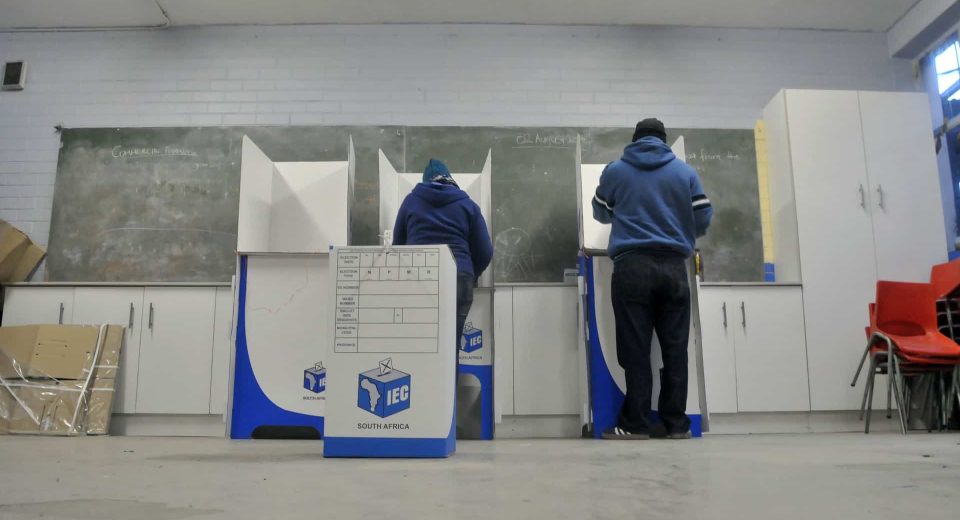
[{"xmin": 592, "ymin": 118, "xmax": 713, "ymax": 440}]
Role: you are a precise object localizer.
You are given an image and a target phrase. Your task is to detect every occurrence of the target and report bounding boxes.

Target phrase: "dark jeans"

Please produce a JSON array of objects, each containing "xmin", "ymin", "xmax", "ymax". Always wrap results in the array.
[
  {"xmin": 456, "ymin": 272, "xmax": 475, "ymax": 354},
  {"xmin": 612, "ymin": 251, "xmax": 691, "ymax": 434}
]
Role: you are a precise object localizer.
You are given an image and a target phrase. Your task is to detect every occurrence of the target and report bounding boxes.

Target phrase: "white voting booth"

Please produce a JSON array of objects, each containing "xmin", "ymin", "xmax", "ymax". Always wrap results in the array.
[
  {"xmin": 323, "ymin": 246, "xmax": 458, "ymax": 458},
  {"xmin": 577, "ymin": 136, "xmax": 709, "ymax": 437},
  {"xmin": 229, "ymin": 136, "xmax": 355, "ymax": 439},
  {"xmin": 378, "ymin": 151, "xmax": 496, "ymax": 440}
]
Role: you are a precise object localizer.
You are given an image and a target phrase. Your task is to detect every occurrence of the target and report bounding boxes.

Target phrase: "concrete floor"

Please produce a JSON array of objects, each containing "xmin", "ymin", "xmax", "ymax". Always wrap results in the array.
[{"xmin": 0, "ymin": 434, "xmax": 958, "ymax": 520}]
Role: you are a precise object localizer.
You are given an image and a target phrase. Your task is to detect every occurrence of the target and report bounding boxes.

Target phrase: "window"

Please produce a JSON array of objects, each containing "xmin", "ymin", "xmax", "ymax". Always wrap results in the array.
[{"xmin": 935, "ymin": 37, "xmax": 960, "ymax": 119}]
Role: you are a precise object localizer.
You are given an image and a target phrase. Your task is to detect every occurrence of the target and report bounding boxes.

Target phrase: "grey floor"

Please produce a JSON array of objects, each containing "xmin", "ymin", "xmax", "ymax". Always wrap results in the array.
[{"xmin": 0, "ymin": 434, "xmax": 958, "ymax": 520}]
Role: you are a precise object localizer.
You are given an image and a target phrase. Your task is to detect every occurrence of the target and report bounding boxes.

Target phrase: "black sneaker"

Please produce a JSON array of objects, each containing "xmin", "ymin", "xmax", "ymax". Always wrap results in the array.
[
  {"xmin": 601, "ymin": 426, "xmax": 649, "ymax": 440},
  {"xmin": 651, "ymin": 427, "xmax": 692, "ymax": 439}
]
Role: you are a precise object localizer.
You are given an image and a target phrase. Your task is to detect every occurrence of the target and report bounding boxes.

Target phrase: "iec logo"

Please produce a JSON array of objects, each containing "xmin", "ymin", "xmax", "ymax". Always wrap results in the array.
[
  {"xmin": 460, "ymin": 322, "xmax": 482, "ymax": 353},
  {"xmin": 357, "ymin": 358, "xmax": 411, "ymax": 418},
  {"xmin": 304, "ymin": 362, "xmax": 326, "ymax": 394}
]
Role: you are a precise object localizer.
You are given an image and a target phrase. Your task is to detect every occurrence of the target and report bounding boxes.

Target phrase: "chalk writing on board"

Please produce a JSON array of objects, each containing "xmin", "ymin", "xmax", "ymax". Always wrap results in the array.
[
  {"xmin": 688, "ymin": 150, "xmax": 741, "ymax": 162},
  {"xmin": 515, "ymin": 133, "xmax": 579, "ymax": 148},
  {"xmin": 112, "ymin": 145, "xmax": 199, "ymax": 159}
]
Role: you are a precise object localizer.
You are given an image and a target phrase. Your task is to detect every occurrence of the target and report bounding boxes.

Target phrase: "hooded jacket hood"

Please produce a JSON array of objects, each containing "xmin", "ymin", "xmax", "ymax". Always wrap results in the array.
[
  {"xmin": 411, "ymin": 182, "xmax": 469, "ymax": 207},
  {"xmin": 621, "ymin": 136, "xmax": 676, "ymax": 171}
]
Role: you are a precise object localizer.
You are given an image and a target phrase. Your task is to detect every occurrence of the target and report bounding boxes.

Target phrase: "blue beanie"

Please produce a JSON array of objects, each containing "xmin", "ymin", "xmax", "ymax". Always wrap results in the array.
[{"xmin": 422, "ymin": 158, "xmax": 452, "ymax": 183}]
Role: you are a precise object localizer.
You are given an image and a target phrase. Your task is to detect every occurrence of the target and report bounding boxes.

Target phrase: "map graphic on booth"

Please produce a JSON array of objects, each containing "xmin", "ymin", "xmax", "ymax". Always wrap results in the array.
[
  {"xmin": 460, "ymin": 322, "xmax": 482, "ymax": 353},
  {"xmin": 357, "ymin": 358, "xmax": 411, "ymax": 418},
  {"xmin": 304, "ymin": 362, "xmax": 326, "ymax": 394}
]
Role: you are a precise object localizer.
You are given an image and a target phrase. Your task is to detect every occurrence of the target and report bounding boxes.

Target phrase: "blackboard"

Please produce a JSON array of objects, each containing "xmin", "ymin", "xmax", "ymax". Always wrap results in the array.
[
  {"xmin": 579, "ymin": 127, "xmax": 762, "ymax": 282},
  {"xmin": 50, "ymin": 125, "xmax": 760, "ymax": 283}
]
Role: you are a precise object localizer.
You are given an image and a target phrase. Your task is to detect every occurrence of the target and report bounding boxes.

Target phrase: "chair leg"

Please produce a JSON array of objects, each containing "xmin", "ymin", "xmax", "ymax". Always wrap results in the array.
[
  {"xmin": 940, "ymin": 373, "xmax": 948, "ymax": 431},
  {"xmin": 860, "ymin": 356, "xmax": 874, "ymax": 421},
  {"xmin": 851, "ymin": 341, "xmax": 872, "ymax": 387},
  {"xmin": 891, "ymin": 357, "xmax": 908, "ymax": 435},
  {"xmin": 865, "ymin": 359, "xmax": 877, "ymax": 434},
  {"xmin": 886, "ymin": 369, "xmax": 893, "ymax": 419}
]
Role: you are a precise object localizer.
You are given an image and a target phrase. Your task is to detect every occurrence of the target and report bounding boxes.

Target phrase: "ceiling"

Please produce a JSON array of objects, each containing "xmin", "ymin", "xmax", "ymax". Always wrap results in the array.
[{"xmin": 0, "ymin": 0, "xmax": 920, "ymax": 32}]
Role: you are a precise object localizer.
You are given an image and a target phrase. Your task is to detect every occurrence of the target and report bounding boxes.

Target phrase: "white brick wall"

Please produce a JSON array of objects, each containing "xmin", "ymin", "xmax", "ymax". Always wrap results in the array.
[{"xmin": 0, "ymin": 24, "xmax": 914, "ymax": 253}]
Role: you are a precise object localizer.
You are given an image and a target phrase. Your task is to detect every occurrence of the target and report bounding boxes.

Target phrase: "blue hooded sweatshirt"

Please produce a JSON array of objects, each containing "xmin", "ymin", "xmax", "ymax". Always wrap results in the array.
[
  {"xmin": 592, "ymin": 136, "xmax": 713, "ymax": 259},
  {"xmin": 393, "ymin": 173, "xmax": 493, "ymax": 278}
]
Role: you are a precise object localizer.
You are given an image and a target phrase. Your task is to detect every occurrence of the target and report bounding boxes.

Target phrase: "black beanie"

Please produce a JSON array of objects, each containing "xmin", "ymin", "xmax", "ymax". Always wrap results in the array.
[{"xmin": 632, "ymin": 118, "xmax": 667, "ymax": 142}]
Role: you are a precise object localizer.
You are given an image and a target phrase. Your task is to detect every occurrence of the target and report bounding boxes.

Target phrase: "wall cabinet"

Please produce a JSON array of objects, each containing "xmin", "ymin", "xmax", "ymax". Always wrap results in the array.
[
  {"xmin": 1, "ymin": 284, "xmax": 232, "ymax": 417},
  {"xmin": 764, "ymin": 89, "xmax": 946, "ymax": 410}
]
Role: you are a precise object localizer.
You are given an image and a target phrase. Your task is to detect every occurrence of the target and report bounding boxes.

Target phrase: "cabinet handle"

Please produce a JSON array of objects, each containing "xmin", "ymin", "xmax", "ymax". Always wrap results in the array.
[
  {"xmin": 876, "ymin": 184, "xmax": 885, "ymax": 209},
  {"xmin": 58, "ymin": 303, "xmax": 64, "ymax": 325},
  {"xmin": 128, "ymin": 303, "xmax": 135, "ymax": 330},
  {"xmin": 148, "ymin": 303, "xmax": 154, "ymax": 330},
  {"xmin": 741, "ymin": 301, "xmax": 746, "ymax": 328},
  {"xmin": 722, "ymin": 302, "xmax": 727, "ymax": 329},
  {"xmin": 858, "ymin": 184, "xmax": 865, "ymax": 209}
]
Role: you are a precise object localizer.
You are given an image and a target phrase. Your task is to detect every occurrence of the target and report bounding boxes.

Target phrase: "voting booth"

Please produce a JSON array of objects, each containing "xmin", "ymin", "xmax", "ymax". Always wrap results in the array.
[
  {"xmin": 229, "ymin": 136, "xmax": 355, "ymax": 439},
  {"xmin": 378, "ymin": 152, "xmax": 495, "ymax": 440},
  {"xmin": 323, "ymin": 245, "xmax": 458, "ymax": 458},
  {"xmin": 576, "ymin": 136, "xmax": 709, "ymax": 437}
]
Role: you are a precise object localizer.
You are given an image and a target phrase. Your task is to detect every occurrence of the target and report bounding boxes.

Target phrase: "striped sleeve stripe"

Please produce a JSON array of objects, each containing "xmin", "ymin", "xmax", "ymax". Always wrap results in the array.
[
  {"xmin": 594, "ymin": 194, "xmax": 613, "ymax": 211},
  {"xmin": 692, "ymin": 194, "xmax": 711, "ymax": 210}
]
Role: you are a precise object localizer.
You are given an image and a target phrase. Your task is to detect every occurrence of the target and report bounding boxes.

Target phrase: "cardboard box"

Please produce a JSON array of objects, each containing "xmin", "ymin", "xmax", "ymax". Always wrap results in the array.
[
  {"xmin": 0, "ymin": 220, "xmax": 46, "ymax": 284},
  {"xmin": 0, "ymin": 324, "xmax": 124, "ymax": 436},
  {"xmin": 0, "ymin": 325, "xmax": 102, "ymax": 379}
]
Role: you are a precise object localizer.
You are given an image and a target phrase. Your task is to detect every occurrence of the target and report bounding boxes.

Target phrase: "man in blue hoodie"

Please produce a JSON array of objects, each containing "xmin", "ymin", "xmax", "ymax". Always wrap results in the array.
[
  {"xmin": 393, "ymin": 159, "xmax": 494, "ymax": 353},
  {"xmin": 593, "ymin": 119, "xmax": 713, "ymax": 440}
]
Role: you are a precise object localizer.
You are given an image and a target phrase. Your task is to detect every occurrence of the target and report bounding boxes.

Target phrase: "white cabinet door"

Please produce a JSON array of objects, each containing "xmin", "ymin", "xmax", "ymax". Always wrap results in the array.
[
  {"xmin": 859, "ymin": 91, "xmax": 947, "ymax": 282},
  {"xmin": 136, "ymin": 287, "xmax": 216, "ymax": 414},
  {"xmin": 512, "ymin": 286, "xmax": 580, "ymax": 415},
  {"xmin": 493, "ymin": 287, "xmax": 515, "ymax": 417},
  {"xmin": 72, "ymin": 287, "xmax": 145, "ymax": 414},
  {"xmin": 210, "ymin": 286, "xmax": 234, "ymax": 415},
  {"xmin": 698, "ymin": 287, "xmax": 738, "ymax": 414},
  {"xmin": 786, "ymin": 90, "xmax": 879, "ymax": 410},
  {"xmin": 732, "ymin": 287, "xmax": 810, "ymax": 412},
  {"xmin": 1, "ymin": 287, "xmax": 75, "ymax": 326}
]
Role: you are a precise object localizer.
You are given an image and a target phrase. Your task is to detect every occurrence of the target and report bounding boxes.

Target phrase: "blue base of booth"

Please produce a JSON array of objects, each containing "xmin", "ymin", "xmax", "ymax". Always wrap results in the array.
[
  {"xmin": 581, "ymin": 255, "xmax": 703, "ymax": 439},
  {"xmin": 323, "ymin": 436, "xmax": 456, "ymax": 458},
  {"xmin": 230, "ymin": 256, "xmax": 326, "ymax": 439}
]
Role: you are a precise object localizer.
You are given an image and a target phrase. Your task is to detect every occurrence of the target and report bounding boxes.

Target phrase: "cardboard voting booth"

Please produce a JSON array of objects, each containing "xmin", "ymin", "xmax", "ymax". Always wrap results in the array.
[
  {"xmin": 378, "ymin": 152, "xmax": 495, "ymax": 440},
  {"xmin": 229, "ymin": 136, "xmax": 355, "ymax": 439},
  {"xmin": 323, "ymin": 246, "xmax": 457, "ymax": 458},
  {"xmin": 576, "ymin": 136, "xmax": 709, "ymax": 437}
]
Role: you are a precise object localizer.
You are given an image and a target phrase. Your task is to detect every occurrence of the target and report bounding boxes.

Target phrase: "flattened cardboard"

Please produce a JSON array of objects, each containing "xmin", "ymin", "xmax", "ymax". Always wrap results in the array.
[
  {"xmin": 0, "ymin": 324, "xmax": 124, "ymax": 436},
  {"xmin": 0, "ymin": 325, "xmax": 101, "ymax": 379},
  {"xmin": 0, "ymin": 220, "xmax": 44, "ymax": 283}
]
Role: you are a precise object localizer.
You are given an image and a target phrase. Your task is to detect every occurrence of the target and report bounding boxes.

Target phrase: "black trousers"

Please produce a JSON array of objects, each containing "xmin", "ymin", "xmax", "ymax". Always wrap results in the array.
[
  {"xmin": 456, "ymin": 272, "xmax": 475, "ymax": 355},
  {"xmin": 611, "ymin": 252, "xmax": 691, "ymax": 434}
]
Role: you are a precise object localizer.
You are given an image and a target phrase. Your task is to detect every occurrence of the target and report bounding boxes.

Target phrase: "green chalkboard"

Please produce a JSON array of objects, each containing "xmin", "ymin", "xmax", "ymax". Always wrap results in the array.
[
  {"xmin": 579, "ymin": 127, "xmax": 762, "ymax": 282},
  {"xmin": 50, "ymin": 125, "xmax": 760, "ymax": 283}
]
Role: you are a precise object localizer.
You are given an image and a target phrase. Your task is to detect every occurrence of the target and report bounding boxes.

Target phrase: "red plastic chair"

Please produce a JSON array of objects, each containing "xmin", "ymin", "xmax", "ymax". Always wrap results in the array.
[
  {"xmin": 851, "ymin": 282, "xmax": 960, "ymax": 433},
  {"xmin": 931, "ymin": 259, "xmax": 960, "ymax": 299}
]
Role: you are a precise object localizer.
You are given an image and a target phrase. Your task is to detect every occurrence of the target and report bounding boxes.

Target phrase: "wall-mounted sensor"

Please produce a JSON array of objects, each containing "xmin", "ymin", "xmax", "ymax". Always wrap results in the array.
[{"xmin": 2, "ymin": 62, "xmax": 26, "ymax": 91}]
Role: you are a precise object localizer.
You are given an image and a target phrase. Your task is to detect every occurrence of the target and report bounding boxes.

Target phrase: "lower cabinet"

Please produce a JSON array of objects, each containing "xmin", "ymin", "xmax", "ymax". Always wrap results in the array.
[
  {"xmin": 700, "ymin": 285, "xmax": 811, "ymax": 413},
  {"xmin": 136, "ymin": 287, "xmax": 217, "ymax": 414},
  {"xmin": 72, "ymin": 287, "xmax": 146, "ymax": 414},
  {"xmin": 1, "ymin": 284, "xmax": 233, "ymax": 418},
  {"xmin": 1, "ymin": 287, "xmax": 75, "ymax": 326}
]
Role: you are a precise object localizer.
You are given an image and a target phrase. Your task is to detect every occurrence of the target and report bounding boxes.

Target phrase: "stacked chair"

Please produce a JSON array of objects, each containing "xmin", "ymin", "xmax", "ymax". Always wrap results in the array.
[{"xmin": 851, "ymin": 272, "xmax": 960, "ymax": 434}]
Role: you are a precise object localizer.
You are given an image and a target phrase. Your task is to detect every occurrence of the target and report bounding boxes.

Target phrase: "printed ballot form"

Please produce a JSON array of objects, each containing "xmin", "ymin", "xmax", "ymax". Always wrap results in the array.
[{"xmin": 323, "ymin": 245, "xmax": 457, "ymax": 458}]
